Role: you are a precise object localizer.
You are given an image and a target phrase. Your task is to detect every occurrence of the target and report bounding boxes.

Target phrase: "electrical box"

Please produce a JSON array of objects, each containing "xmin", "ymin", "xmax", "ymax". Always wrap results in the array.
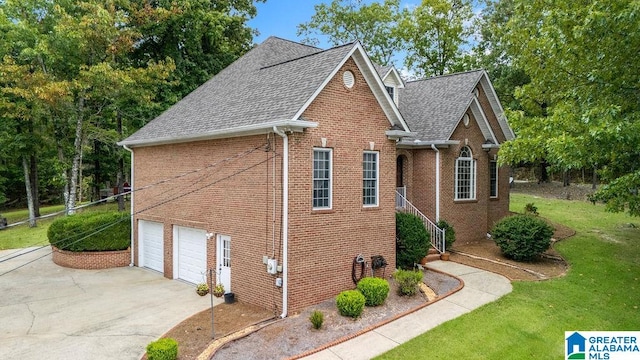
[
  {"xmin": 275, "ymin": 278, "xmax": 283, "ymax": 287},
  {"xmin": 267, "ymin": 258, "xmax": 278, "ymax": 274},
  {"xmin": 262, "ymin": 255, "xmax": 268, "ymax": 265}
]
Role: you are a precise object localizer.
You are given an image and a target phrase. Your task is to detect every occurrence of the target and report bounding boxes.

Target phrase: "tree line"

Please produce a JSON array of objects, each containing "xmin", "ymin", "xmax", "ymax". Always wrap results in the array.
[
  {"xmin": 2, "ymin": 0, "xmax": 638, "ymax": 220},
  {"xmin": 0, "ymin": 0, "xmax": 261, "ymax": 225}
]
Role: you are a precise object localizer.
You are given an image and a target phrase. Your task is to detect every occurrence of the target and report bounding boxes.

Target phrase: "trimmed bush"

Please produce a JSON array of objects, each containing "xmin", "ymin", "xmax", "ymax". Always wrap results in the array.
[
  {"xmin": 48, "ymin": 211, "xmax": 130, "ymax": 252},
  {"xmin": 492, "ymin": 215, "xmax": 554, "ymax": 261},
  {"xmin": 437, "ymin": 220, "xmax": 456, "ymax": 251},
  {"xmin": 309, "ymin": 310, "xmax": 324, "ymax": 329},
  {"xmin": 396, "ymin": 212, "xmax": 430, "ymax": 269},
  {"xmin": 357, "ymin": 277, "xmax": 390, "ymax": 306},
  {"xmin": 393, "ymin": 269, "xmax": 423, "ymax": 296},
  {"xmin": 336, "ymin": 290, "xmax": 366, "ymax": 318},
  {"xmin": 146, "ymin": 338, "xmax": 178, "ymax": 360}
]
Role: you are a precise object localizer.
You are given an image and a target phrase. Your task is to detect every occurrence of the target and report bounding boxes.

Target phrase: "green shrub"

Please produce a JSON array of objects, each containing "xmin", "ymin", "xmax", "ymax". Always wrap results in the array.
[
  {"xmin": 396, "ymin": 212, "xmax": 430, "ymax": 269},
  {"xmin": 492, "ymin": 215, "xmax": 554, "ymax": 261},
  {"xmin": 309, "ymin": 310, "xmax": 324, "ymax": 329},
  {"xmin": 524, "ymin": 203, "xmax": 539, "ymax": 216},
  {"xmin": 336, "ymin": 290, "xmax": 366, "ymax": 318},
  {"xmin": 48, "ymin": 211, "xmax": 130, "ymax": 252},
  {"xmin": 393, "ymin": 269, "xmax": 423, "ymax": 296},
  {"xmin": 356, "ymin": 277, "xmax": 390, "ymax": 306},
  {"xmin": 146, "ymin": 338, "xmax": 178, "ymax": 360},
  {"xmin": 436, "ymin": 220, "xmax": 456, "ymax": 251}
]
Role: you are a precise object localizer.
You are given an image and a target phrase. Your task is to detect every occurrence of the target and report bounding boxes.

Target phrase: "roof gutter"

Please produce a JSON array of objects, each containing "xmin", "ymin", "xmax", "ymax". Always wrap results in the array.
[
  {"xmin": 272, "ymin": 126, "xmax": 289, "ymax": 319},
  {"xmin": 122, "ymin": 144, "xmax": 135, "ymax": 267},
  {"xmin": 117, "ymin": 120, "xmax": 317, "ymax": 148},
  {"xmin": 397, "ymin": 139, "xmax": 459, "ymax": 149}
]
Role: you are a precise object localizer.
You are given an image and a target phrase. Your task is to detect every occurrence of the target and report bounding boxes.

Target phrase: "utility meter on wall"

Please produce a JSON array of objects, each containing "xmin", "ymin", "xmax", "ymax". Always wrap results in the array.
[{"xmin": 267, "ymin": 258, "xmax": 278, "ymax": 274}]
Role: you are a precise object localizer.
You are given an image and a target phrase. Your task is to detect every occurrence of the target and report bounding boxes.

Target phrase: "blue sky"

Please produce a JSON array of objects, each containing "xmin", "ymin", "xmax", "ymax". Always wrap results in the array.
[{"xmin": 247, "ymin": 2, "xmax": 327, "ymax": 46}]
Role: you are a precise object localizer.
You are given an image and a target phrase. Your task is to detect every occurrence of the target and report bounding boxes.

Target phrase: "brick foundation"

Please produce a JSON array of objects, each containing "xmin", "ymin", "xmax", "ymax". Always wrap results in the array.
[{"xmin": 52, "ymin": 246, "xmax": 131, "ymax": 270}]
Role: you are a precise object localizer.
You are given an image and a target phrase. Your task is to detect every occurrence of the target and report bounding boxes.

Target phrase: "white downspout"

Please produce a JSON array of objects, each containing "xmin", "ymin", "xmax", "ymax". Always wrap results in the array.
[
  {"xmin": 431, "ymin": 144, "xmax": 440, "ymax": 222},
  {"xmin": 273, "ymin": 126, "xmax": 289, "ymax": 318},
  {"xmin": 123, "ymin": 144, "xmax": 135, "ymax": 267}
]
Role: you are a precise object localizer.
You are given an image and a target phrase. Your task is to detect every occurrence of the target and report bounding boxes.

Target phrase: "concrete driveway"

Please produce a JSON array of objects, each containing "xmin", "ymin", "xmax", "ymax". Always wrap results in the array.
[{"xmin": 0, "ymin": 247, "xmax": 214, "ymax": 360}]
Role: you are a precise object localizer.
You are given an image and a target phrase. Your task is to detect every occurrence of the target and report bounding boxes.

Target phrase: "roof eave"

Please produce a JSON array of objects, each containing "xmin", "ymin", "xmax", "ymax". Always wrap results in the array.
[
  {"xmin": 385, "ymin": 130, "xmax": 416, "ymax": 141},
  {"xmin": 397, "ymin": 139, "xmax": 460, "ymax": 149},
  {"xmin": 118, "ymin": 120, "xmax": 318, "ymax": 148}
]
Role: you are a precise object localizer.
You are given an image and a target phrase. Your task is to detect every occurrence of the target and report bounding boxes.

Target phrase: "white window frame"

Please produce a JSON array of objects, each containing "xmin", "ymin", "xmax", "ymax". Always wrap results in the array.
[
  {"xmin": 455, "ymin": 146, "xmax": 476, "ymax": 200},
  {"xmin": 312, "ymin": 148, "xmax": 332, "ymax": 210},
  {"xmin": 490, "ymin": 160, "xmax": 499, "ymax": 198},
  {"xmin": 362, "ymin": 151, "xmax": 379, "ymax": 207}
]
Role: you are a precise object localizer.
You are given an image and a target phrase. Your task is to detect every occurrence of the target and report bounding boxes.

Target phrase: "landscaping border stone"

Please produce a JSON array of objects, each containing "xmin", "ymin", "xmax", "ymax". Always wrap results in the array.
[{"xmin": 51, "ymin": 246, "xmax": 130, "ymax": 269}]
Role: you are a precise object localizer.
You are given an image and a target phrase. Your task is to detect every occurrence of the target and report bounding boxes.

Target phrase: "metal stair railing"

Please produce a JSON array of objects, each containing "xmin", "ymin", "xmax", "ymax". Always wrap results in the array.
[{"xmin": 395, "ymin": 190, "xmax": 446, "ymax": 253}]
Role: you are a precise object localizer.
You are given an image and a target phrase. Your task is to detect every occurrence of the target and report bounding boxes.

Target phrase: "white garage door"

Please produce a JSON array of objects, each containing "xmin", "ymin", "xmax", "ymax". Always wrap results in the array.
[
  {"xmin": 139, "ymin": 220, "xmax": 164, "ymax": 273},
  {"xmin": 174, "ymin": 226, "xmax": 207, "ymax": 284}
]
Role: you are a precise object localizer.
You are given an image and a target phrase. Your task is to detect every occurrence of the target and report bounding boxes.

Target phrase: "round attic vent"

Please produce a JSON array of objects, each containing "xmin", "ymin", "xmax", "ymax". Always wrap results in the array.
[
  {"xmin": 343, "ymin": 70, "xmax": 355, "ymax": 88},
  {"xmin": 463, "ymin": 114, "xmax": 470, "ymax": 127}
]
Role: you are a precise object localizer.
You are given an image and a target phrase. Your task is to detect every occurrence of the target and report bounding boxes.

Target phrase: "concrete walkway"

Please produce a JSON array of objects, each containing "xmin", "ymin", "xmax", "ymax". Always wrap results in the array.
[
  {"xmin": 303, "ymin": 261, "xmax": 512, "ymax": 360},
  {"xmin": 0, "ymin": 247, "xmax": 216, "ymax": 360}
]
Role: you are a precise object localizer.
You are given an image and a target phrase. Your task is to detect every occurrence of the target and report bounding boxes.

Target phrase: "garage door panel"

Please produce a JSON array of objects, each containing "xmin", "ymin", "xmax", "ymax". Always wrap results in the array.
[
  {"xmin": 176, "ymin": 226, "xmax": 207, "ymax": 284},
  {"xmin": 139, "ymin": 220, "xmax": 164, "ymax": 273}
]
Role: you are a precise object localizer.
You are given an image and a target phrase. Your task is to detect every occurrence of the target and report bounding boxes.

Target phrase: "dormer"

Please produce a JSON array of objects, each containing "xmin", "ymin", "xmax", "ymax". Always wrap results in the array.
[{"xmin": 378, "ymin": 66, "xmax": 405, "ymax": 106}]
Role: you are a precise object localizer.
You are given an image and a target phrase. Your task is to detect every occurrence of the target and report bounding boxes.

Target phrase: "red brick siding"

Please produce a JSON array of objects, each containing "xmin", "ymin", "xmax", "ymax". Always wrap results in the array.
[
  {"xmin": 286, "ymin": 58, "xmax": 397, "ymax": 312},
  {"xmin": 132, "ymin": 135, "xmax": 284, "ymax": 312},
  {"xmin": 52, "ymin": 246, "xmax": 130, "ymax": 269}
]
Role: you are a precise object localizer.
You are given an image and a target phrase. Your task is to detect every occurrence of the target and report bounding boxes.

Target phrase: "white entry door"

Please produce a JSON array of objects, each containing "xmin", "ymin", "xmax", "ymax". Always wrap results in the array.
[
  {"xmin": 174, "ymin": 226, "xmax": 207, "ymax": 284},
  {"xmin": 216, "ymin": 235, "xmax": 231, "ymax": 293},
  {"xmin": 139, "ymin": 220, "xmax": 164, "ymax": 273}
]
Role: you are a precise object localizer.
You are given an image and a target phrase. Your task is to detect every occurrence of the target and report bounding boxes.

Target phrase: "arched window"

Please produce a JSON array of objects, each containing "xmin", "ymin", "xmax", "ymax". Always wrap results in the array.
[{"xmin": 455, "ymin": 146, "xmax": 476, "ymax": 200}]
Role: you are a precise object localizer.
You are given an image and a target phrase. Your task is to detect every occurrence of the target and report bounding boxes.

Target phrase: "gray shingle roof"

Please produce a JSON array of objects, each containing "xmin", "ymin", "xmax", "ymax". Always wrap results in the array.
[
  {"xmin": 399, "ymin": 70, "xmax": 484, "ymax": 141},
  {"xmin": 121, "ymin": 37, "xmax": 354, "ymax": 145}
]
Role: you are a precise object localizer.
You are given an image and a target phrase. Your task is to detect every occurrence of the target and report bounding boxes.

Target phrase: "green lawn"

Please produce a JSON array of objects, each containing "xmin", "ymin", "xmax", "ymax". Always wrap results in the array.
[
  {"xmin": 0, "ymin": 202, "xmax": 126, "ymax": 250},
  {"xmin": 377, "ymin": 193, "xmax": 640, "ymax": 359}
]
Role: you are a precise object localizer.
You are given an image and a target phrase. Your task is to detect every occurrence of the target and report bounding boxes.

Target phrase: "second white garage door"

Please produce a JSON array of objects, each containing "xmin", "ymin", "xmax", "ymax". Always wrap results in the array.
[
  {"xmin": 139, "ymin": 220, "xmax": 164, "ymax": 273},
  {"xmin": 174, "ymin": 226, "xmax": 207, "ymax": 284}
]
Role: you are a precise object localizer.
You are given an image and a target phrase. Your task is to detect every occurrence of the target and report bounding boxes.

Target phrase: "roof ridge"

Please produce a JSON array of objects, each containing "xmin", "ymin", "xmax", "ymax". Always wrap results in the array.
[
  {"xmin": 259, "ymin": 42, "xmax": 355, "ymax": 70},
  {"xmin": 264, "ymin": 36, "xmax": 323, "ymax": 50},
  {"xmin": 405, "ymin": 69, "xmax": 485, "ymax": 84}
]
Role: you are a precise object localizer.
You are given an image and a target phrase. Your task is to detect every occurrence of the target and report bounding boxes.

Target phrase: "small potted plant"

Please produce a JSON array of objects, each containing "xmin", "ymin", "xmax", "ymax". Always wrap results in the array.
[
  {"xmin": 213, "ymin": 283, "xmax": 225, "ymax": 298},
  {"xmin": 196, "ymin": 283, "xmax": 209, "ymax": 296}
]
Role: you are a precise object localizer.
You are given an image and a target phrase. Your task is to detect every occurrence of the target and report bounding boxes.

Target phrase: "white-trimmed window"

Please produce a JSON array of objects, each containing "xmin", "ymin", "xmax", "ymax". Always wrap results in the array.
[
  {"xmin": 490, "ymin": 160, "xmax": 498, "ymax": 198},
  {"xmin": 313, "ymin": 148, "xmax": 332, "ymax": 209},
  {"xmin": 363, "ymin": 151, "xmax": 379, "ymax": 206},
  {"xmin": 455, "ymin": 146, "xmax": 476, "ymax": 200}
]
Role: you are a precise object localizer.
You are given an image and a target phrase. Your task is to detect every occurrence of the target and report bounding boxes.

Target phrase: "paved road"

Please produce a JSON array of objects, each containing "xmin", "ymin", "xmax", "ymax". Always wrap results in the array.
[{"xmin": 0, "ymin": 247, "xmax": 214, "ymax": 360}]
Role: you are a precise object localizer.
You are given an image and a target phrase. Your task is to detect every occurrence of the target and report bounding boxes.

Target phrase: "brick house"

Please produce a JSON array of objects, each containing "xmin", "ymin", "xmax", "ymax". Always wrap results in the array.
[
  {"xmin": 119, "ymin": 37, "xmax": 513, "ymax": 315},
  {"xmin": 383, "ymin": 69, "xmax": 515, "ymax": 245}
]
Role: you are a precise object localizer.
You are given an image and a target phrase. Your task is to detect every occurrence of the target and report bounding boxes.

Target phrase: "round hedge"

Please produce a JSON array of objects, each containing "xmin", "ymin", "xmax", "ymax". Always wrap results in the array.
[
  {"xmin": 491, "ymin": 214, "xmax": 554, "ymax": 261},
  {"xmin": 396, "ymin": 212, "xmax": 430, "ymax": 269},
  {"xmin": 146, "ymin": 338, "xmax": 178, "ymax": 360},
  {"xmin": 336, "ymin": 290, "xmax": 366, "ymax": 318},
  {"xmin": 48, "ymin": 211, "xmax": 131, "ymax": 252},
  {"xmin": 357, "ymin": 277, "xmax": 390, "ymax": 306}
]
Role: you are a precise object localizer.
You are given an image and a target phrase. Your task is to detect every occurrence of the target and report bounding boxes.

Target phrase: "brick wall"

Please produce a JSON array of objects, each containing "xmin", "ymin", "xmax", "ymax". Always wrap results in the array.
[
  {"xmin": 132, "ymin": 135, "xmax": 284, "ymax": 313},
  {"xmin": 286, "ymin": 58, "xmax": 397, "ymax": 312},
  {"xmin": 52, "ymin": 246, "xmax": 130, "ymax": 269}
]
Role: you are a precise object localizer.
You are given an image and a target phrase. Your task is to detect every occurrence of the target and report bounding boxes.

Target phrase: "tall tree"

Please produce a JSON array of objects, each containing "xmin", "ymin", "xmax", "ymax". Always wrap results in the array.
[
  {"xmin": 498, "ymin": 0, "xmax": 640, "ymax": 215},
  {"xmin": 297, "ymin": 0, "xmax": 403, "ymax": 66},
  {"xmin": 398, "ymin": 0, "xmax": 474, "ymax": 76}
]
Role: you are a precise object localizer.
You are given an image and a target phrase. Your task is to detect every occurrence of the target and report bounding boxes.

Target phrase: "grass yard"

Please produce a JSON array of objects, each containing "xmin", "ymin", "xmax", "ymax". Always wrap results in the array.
[
  {"xmin": 0, "ymin": 202, "xmax": 127, "ymax": 250},
  {"xmin": 377, "ymin": 193, "xmax": 640, "ymax": 359}
]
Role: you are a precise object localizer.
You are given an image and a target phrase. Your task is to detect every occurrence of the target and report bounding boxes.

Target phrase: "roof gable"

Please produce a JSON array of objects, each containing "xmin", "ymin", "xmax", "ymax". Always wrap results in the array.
[
  {"xmin": 398, "ymin": 70, "xmax": 513, "ymax": 145},
  {"xmin": 120, "ymin": 37, "xmax": 408, "ymax": 147}
]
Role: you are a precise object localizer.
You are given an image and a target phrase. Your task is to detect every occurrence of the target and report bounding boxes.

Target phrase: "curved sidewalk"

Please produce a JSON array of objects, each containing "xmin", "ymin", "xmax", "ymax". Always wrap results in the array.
[{"xmin": 303, "ymin": 261, "xmax": 512, "ymax": 360}]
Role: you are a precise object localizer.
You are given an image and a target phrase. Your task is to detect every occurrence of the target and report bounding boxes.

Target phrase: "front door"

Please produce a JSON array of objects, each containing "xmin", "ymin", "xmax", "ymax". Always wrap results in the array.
[{"xmin": 216, "ymin": 235, "xmax": 231, "ymax": 293}]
